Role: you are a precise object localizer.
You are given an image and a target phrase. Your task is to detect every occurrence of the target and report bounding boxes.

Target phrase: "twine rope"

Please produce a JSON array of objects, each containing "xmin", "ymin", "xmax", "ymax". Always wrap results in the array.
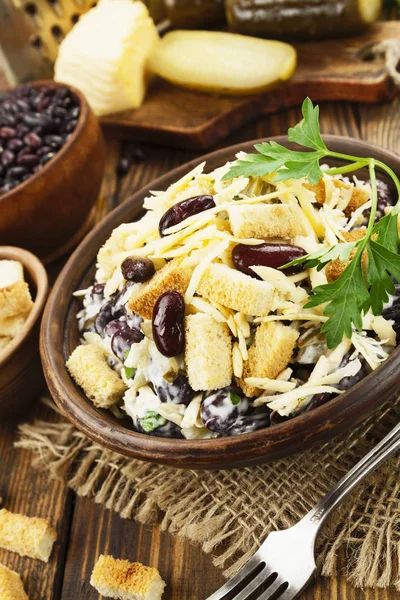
[{"xmin": 370, "ymin": 38, "xmax": 400, "ymax": 86}]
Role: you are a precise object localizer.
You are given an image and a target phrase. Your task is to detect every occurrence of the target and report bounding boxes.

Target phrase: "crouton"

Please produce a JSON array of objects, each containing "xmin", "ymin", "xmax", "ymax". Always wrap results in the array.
[
  {"xmin": 238, "ymin": 321, "xmax": 299, "ymax": 397},
  {"xmin": 90, "ymin": 555, "xmax": 166, "ymax": 600},
  {"xmin": 228, "ymin": 204, "xmax": 307, "ymax": 239},
  {"xmin": 344, "ymin": 188, "xmax": 370, "ymax": 216},
  {"xmin": 66, "ymin": 344, "xmax": 127, "ymax": 408},
  {"xmin": 0, "ymin": 260, "xmax": 24, "ymax": 288},
  {"xmin": 0, "ymin": 281, "xmax": 33, "ymax": 321},
  {"xmin": 0, "ymin": 564, "xmax": 28, "ymax": 600},
  {"xmin": 197, "ymin": 263, "xmax": 275, "ymax": 317},
  {"xmin": 128, "ymin": 258, "xmax": 192, "ymax": 320},
  {"xmin": 185, "ymin": 314, "xmax": 232, "ymax": 391},
  {"xmin": 0, "ymin": 509, "xmax": 56, "ymax": 562},
  {"xmin": 326, "ymin": 228, "xmax": 367, "ymax": 283},
  {"xmin": 0, "ymin": 312, "xmax": 29, "ymax": 338},
  {"xmin": 304, "ymin": 179, "xmax": 369, "ymax": 216}
]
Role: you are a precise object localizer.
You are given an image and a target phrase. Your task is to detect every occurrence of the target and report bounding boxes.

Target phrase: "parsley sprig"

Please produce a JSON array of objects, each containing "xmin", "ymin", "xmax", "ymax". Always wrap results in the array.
[{"xmin": 223, "ymin": 98, "xmax": 400, "ymax": 349}]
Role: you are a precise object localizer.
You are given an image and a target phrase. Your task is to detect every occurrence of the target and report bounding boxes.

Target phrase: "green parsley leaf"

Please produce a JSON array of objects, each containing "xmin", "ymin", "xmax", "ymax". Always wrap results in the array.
[
  {"xmin": 124, "ymin": 349, "xmax": 130, "ymax": 360},
  {"xmin": 221, "ymin": 97, "xmax": 400, "ymax": 348},
  {"xmin": 288, "ymin": 97, "xmax": 327, "ymax": 152},
  {"xmin": 306, "ymin": 254, "xmax": 370, "ymax": 349},
  {"xmin": 229, "ymin": 392, "xmax": 241, "ymax": 406},
  {"xmin": 140, "ymin": 411, "xmax": 166, "ymax": 434},
  {"xmin": 282, "ymin": 241, "xmax": 359, "ymax": 272},
  {"xmin": 222, "ymin": 98, "xmax": 327, "ymax": 184}
]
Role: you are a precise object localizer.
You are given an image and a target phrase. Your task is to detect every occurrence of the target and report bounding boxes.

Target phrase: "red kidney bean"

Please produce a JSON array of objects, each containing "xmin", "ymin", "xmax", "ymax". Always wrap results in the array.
[
  {"xmin": 1, "ymin": 150, "xmax": 15, "ymax": 167},
  {"xmin": 17, "ymin": 154, "xmax": 40, "ymax": 167},
  {"xmin": 232, "ymin": 243, "xmax": 307, "ymax": 277},
  {"xmin": 0, "ymin": 126, "xmax": 16, "ymax": 138},
  {"xmin": 159, "ymin": 195, "xmax": 216, "ymax": 237},
  {"xmin": 24, "ymin": 132, "xmax": 42, "ymax": 148},
  {"xmin": 152, "ymin": 291, "xmax": 185, "ymax": 357},
  {"xmin": 121, "ymin": 257, "xmax": 155, "ymax": 283},
  {"xmin": 7, "ymin": 138, "xmax": 23, "ymax": 151}
]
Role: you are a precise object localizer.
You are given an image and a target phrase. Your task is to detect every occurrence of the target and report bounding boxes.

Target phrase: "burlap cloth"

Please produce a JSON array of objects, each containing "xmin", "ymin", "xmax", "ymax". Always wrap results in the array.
[{"xmin": 16, "ymin": 395, "xmax": 400, "ymax": 589}]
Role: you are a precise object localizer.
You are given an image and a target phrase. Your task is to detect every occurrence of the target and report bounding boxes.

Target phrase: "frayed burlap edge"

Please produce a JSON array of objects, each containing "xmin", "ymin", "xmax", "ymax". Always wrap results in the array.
[{"xmin": 15, "ymin": 396, "xmax": 400, "ymax": 587}]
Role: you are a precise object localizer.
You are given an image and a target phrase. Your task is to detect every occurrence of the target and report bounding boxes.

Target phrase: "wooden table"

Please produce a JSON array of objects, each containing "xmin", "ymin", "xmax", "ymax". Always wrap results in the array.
[{"xmin": 1, "ymin": 78, "xmax": 400, "ymax": 600}]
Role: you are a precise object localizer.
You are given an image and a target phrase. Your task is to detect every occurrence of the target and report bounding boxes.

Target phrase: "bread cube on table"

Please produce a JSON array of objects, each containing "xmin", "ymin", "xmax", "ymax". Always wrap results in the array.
[
  {"xmin": 90, "ymin": 555, "xmax": 166, "ymax": 600},
  {"xmin": 0, "ymin": 564, "xmax": 28, "ymax": 600},
  {"xmin": 0, "ymin": 508, "xmax": 56, "ymax": 562}
]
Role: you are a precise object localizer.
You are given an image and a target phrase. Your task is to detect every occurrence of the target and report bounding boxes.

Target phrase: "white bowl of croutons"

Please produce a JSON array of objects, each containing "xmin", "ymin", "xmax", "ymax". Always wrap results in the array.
[{"xmin": 0, "ymin": 246, "xmax": 48, "ymax": 419}]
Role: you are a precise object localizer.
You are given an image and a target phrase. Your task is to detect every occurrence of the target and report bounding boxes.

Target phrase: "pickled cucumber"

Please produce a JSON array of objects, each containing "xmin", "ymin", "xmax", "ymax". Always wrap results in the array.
[
  {"xmin": 148, "ymin": 30, "xmax": 297, "ymax": 95},
  {"xmin": 225, "ymin": 0, "xmax": 382, "ymax": 41}
]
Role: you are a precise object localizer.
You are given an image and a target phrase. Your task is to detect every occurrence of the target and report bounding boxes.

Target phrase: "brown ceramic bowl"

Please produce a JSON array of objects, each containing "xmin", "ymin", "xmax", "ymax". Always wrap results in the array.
[
  {"xmin": 0, "ymin": 80, "xmax": 105, "ymax": 263},
  {"xmin": 41, "ymin": 135, "xmax": 400, "ymax": 469},
  {"xmin": 0, "ymin": 246, "xmax": 48, "ymax": 419}
]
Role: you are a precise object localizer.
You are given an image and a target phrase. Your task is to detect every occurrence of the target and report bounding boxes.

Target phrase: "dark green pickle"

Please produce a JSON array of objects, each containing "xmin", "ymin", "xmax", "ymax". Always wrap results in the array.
[
  {"xmin": 163, "ymin": 0, "xmax": 226, "ymax": 28},
  {"xmin": 225, "ymin": 0, "xmax": 381, "ymax": 41}
]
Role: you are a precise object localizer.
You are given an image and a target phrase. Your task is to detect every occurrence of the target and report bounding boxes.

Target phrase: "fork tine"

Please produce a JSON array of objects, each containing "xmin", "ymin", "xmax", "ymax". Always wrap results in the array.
[
  {"xmin": 258, "ymin": 576, "xmax": 288, "ymax": 600},
  {"xmin": 274, "ymin": 586, "xmax": 298, "ymax": 600},
  {"xmin": 206, "ymin": 557, "xmax": 262, "ymax": 600},
  {"xmin": 231, "ymin": 566, "xmax": 272, "ymax": 600}
]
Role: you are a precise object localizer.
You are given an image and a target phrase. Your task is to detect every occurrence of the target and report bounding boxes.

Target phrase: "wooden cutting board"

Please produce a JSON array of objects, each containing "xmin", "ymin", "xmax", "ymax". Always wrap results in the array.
[{"xmin": 101, "ymin": 21, "xmax": 400, "ymax": 150}]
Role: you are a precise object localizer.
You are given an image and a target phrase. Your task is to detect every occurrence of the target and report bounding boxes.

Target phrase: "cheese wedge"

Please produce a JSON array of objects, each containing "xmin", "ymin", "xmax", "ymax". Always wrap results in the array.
[{"xmin": 54, "ymin": 0, "xmax": 159, "ymax": 116}]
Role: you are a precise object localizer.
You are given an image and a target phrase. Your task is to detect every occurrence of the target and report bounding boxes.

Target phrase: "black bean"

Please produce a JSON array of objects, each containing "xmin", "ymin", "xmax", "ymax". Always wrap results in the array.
[
  {"xmin": 44, "ymin": 134, "xmax": 63, "ymax": 149},
  {"xmin": 117, "ymin": 156, "xmax": 131, "ymax": 175},
  {"xmin": 40, "ymin": 152, "xmax": 55, "ymax": 165},
  {"xmin": 6, "ymin": 166, "xmax": 28, "ymax": 180},
  {"xmin": 65, "ymin": 119, "xmax": 78, "ymax": 133},
  {"xmin": 36, "ymin": 145, "xmax": 52, "ymax": 156},
  {"xmin": 121, "ymin": 257, "xmax": 155, "ymax": 283}
]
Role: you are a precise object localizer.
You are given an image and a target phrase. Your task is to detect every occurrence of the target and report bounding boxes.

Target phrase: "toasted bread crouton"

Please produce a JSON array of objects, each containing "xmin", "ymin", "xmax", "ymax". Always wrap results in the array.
[
  {"xmin": 0, "ymin": 281, "xmax": 33, "ymax": 321},
  {"xmin": 197, "ymin": 263, "xmax": 274, "ymax": 317},
  {"xmin": 185, "ymin": 314, "xmax": 232, "ymax": 391},
  {"xmin": 128, "ymin": 259, "xmax": 192, "ymax": 320},
  {"xmin": 0, "ymin": 564, "xmax": 28, "ymax": 600},
  {"xmin": 238, "ymin": 322, "xmax": 299, "ymax": 397},
  {"xmin": 90, "ymin": 555, "xmax": 166, "ymax": 600},
  {"xmin": 304, "ymin": 179, "xmax": 369, "ymax": 216},
  {"xmin": 0, "ymin": 312, "xmax": 29, "ymax": 338},
  {"xmin": 66, "ymin": 344, "xmax": 127, "ymax": 408},
  {"xmin": 344, "ymin": 188, "xmax": 370, "ymax": 216},
  {"xmin": 0, "ymin": 509, "xmax": 56, "ymax": 562},
  {"xmin": 228, "ymin": 204, "xmax": 307, "ymax": 240},
  {"xmin": 326, "ymin": 228, "xmax": 367, "ymax": 283}
]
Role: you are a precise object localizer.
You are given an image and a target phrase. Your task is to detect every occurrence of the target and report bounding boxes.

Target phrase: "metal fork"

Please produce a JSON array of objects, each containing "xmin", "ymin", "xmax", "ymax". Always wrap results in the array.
[{"xmin": 207, "ymin": 421, "xmax": 400, "ymax": 600}]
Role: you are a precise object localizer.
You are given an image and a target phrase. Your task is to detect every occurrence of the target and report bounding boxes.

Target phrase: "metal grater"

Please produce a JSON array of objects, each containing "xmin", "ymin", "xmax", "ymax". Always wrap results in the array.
[
  {"xmin": 0, "ymin": 0, "xmax": 166, "ymax": 86},
  {"xmin": 0, "ymin": 0, "xmax": 98, "ymax": 85}
]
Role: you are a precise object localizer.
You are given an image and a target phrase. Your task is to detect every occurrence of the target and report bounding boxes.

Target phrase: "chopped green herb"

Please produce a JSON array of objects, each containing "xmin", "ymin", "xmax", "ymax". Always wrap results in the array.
[
  {"xmin": 229, "ymin": 392, "xmax": 241, "ymax": 406},
  {"xmin": 140, "ymin": 410, "xmax": 166, "ymax": 433},
  {"xmin": 222, "ymin": 97, "xmax": 400, "ymax": 349},
  {"xmin": 124, "ymin": 366, "xmax": 135, "ymax": 380}
]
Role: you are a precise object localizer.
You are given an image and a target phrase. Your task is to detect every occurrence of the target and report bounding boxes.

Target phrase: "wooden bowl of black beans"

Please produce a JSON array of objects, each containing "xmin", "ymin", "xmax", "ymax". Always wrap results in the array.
[{"xmin": 0, "ymin": 81, "xmax": 105, "ymax": 262}]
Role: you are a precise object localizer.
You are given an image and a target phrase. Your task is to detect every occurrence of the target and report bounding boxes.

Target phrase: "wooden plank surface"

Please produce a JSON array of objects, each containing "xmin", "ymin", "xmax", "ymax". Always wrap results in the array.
[{"xmin": 2, "ymin": 60, "xmax": 400, "ymax": 600}]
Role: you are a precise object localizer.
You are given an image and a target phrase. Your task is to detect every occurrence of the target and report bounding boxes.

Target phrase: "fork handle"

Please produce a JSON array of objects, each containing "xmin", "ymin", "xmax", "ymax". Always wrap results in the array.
[{"xmin": 302, "ymin": 421, "xmax": 400, "ymax": 532}]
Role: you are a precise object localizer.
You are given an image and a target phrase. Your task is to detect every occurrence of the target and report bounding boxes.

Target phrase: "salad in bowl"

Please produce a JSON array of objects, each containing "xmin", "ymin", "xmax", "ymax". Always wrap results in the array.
[{"xmin": 66, "ymin": 99, "xmax": 400, "ymax": 441}]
